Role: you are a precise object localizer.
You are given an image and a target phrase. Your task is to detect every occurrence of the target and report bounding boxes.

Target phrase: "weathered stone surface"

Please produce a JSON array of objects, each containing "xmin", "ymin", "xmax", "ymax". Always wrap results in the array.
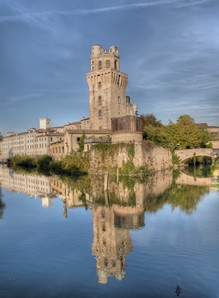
[{"xmin": 89, "ymin": 143, "xmax": 172, "ymax": 175}]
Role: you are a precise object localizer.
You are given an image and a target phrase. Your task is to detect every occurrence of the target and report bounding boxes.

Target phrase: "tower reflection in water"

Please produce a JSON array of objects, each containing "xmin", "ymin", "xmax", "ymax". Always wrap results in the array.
[
  {"xmin": 92, "ymin": 204, "xmax": 144, "ymax": 284},
  {"xmin": 90, "ymin": 171, "xmax": 173, "ymax": 284}
]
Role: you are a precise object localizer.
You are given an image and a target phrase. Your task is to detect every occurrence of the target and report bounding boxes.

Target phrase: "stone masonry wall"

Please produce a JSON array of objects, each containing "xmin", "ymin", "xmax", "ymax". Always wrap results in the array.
[
  {"xmin": 89, "ymin": 143, "xmax": 172, "ymax": 175},
  {"xmin": 134, "ymin": 144, "xmax": 172, "ymax": 172}
]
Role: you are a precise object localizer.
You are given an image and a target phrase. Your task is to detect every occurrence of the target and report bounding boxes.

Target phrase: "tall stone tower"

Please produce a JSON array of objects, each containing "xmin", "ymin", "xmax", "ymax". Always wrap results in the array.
[{"xmin": 87, "ymin": 45, "xmax": 137, "ymax": 130}]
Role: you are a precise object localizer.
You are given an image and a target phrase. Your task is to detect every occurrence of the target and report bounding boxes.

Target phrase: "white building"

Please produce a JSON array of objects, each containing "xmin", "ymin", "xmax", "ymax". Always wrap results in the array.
[{"xmin": 0, "ymin": 118, "xmax": 64, "ymax": 160}]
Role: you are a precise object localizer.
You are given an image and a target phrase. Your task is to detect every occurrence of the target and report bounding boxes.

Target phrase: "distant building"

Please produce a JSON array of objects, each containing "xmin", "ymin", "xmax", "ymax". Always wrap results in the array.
[
  {"xmin": 196, "ymin": 123, "xmax": 219, "ymax": 149},
  {"xmin": 208, "ymin": 126, "xmax": 219, "ymax": 149},
  {"xmin": 0, "ymin": 119, "xmax": 64, "ymax": 160},
  {"xmin": 39, "ymin": 117, "xmax": 51, "ymax": 130}
]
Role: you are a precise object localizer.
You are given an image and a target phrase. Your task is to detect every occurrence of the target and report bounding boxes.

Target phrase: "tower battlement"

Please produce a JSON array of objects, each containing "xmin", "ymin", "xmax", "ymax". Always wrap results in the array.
[{"xmin": 89, "ymin": 45, "xmax": 120, "ymax": 72}]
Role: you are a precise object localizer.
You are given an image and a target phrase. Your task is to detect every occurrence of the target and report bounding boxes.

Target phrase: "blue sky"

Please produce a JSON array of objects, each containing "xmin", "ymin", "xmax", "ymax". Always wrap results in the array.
[{"xmin": 0, "ymin": 0, "xmax": 218, "ymax": 134}]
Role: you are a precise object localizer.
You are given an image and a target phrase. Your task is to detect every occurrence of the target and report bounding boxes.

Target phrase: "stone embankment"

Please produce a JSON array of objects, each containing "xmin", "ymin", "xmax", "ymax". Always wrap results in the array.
[{"xmin": 89, "ymin": 143, "xmax": 172, "ymax": 175}]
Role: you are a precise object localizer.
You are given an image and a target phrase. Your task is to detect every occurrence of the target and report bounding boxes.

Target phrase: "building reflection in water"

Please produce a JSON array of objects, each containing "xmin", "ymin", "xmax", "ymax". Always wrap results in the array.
[
  {"xmin": 92, "ymin": 204, "xmax": 144, "ymax": 284},
  {"xmin": 0, "ymin": 166, "xmax": 176, "ymax": 283},
  {"xmin": 0, "ymin": 167, "xmax": 86, "ymax": 214}
]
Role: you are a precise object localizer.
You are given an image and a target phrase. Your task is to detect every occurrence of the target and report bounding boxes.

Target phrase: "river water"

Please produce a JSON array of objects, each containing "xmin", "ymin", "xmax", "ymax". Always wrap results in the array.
[{"xmin": 0, "ymin": 166, "xmax": 219, "ymax": 298}]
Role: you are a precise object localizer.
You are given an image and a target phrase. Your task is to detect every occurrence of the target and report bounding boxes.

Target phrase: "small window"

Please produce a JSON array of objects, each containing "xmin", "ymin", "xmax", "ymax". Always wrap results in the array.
[
  {"xmin": 98, "ymin": 96, "xmax": 102, "ymax": 105},
  {"xmin": 91, "ymin": 66, "xmax": 94, "ymax": 71},
  {"xmin": 98, "ymin": 61, "xmax": 102, "ymax": 70},
  {"xmin": 115, "ymin": 60, "xmax": 118, "ymax": 70},
  {"xmin": 91, "ymin": 60, "xmax": 94, "ymax": 64},
  {"xmin": 98, "ymin": 82, "xmax": 101, "ymax": 89},
  {"xmin": 101, "ymin": 209, "xmax": 105, "ymax": 218},
  {"xmin": 98, "ymin": 110, "xmax": 102, "ymax": 118},
  {"xmin": 118, "ymin": 96, "xmax": 121, "ymax": 104},
  {"xmin": 106, "ymin": 60, "xmax": 110, "ymax": 68}
]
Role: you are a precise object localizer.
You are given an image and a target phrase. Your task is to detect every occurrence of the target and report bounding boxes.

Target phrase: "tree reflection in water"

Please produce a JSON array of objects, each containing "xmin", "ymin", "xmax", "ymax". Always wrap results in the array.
[{"xmin": 145, "ymin": 184, "xmax": 210, "ymax": 214}]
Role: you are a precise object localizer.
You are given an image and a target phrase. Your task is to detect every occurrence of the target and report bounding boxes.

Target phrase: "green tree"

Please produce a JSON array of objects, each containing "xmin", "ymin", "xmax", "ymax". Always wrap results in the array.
[
  {"xmin": 172, "ymin": 115, "xmax": 212, "ymax": 150},
  {"xmin": 78, "ymin": 132, "xmax": 86, "ymax": 152},
  {"xmin": 140, "ymin": 113, "xmax": 163, "ymax": 128},
  {"xmin": 140, "ymin": 114, "xmax": 163, "ymax": 141},
  {"xmin": 142, "ymin": 114, "xmax": 212, "ymax": 151}
]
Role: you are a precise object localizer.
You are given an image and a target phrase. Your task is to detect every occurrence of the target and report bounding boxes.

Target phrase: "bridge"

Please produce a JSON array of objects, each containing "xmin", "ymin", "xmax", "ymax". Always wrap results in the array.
[
  {"xmin": 176, "ymin": 171, "xmax": 215, "ymax": 187},
  {"xmin": 175, "ymin": 148, "xmax": 217, "ymax": 165}
]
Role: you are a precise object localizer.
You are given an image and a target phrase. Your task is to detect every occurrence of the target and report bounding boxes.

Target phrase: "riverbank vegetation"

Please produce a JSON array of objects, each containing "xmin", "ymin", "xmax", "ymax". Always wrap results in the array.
[
  {"xmin": 10, "ymin": 153, "xmax": 89, "ymax": 176},
  {"xmin": 140, "ymin": 114, "xmax": 213, "ymax": 151}
]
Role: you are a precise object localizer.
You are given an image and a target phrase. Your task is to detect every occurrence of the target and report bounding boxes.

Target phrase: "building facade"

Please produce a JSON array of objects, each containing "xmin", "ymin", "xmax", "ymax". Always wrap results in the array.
[{"xmin": 0, "ymin": 118, "xmax": 64, "ymax": 160}]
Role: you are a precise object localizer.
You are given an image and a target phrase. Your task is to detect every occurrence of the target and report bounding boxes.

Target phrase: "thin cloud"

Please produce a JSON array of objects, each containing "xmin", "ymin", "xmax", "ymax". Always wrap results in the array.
[
  {"xmin": 0, "ymin": 0, "xmax": 214, "ymax": 24},
  {"xmin": 6, "ymin": 93, "xmax": 39, "ymax": 104},
  {"xmin": 176, "ymin": 0, "xmax": 214, "ymax": 8}
]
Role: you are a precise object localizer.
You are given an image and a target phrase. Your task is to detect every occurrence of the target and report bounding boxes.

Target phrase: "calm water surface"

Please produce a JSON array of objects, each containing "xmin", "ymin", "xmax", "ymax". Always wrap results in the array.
[{"xmin": 0, "ymin": 167, "xmax": 219, "ymax": 298}]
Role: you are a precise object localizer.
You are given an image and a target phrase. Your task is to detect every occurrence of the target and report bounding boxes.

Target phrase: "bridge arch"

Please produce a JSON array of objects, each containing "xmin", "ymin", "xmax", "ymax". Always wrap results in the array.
[{"xmin": 175, "ymin": 148, "xmax": 217, "ymax": 164}]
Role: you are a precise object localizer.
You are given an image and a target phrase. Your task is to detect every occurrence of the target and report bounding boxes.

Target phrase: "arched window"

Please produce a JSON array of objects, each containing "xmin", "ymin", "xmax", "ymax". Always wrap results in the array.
[
  {"xmin": 106, "ymin": 60, "xmax": 110, "ymax": 68},
  {"xmin": 98, "ymin": 81, "xmax": 101, "ymax": 89},
  {"xmin": 112, "ymin": 260, "xmax": 116, "ymax": 268},
  {"xmin": 114, "ymin": 60, "xmax": 118, "ymax": 70},
  {"xmin": 98, "ymin": 96, "xmax": 102, "ymax": 105},
  {"xmin": 118, "ymin": 96, "xmax": 121, "ymax": 104},
  {"xmin": 101, "ymin": 209, "xmax": 105, "ymax": 218},
  {"xmin": 98, "ymin": 110, "xmax": 102, "ymax": 118},
  {"xmin": 98, "ymin": 61, "xmax": 102, "ymax": 70}
]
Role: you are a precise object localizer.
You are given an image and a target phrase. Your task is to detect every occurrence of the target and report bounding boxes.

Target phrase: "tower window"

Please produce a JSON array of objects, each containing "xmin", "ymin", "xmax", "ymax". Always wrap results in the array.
[
  {"xmin": 115, "ymin": 60, "xmax": 118, "ymax": 70},
  {"xmin": 98, "ymin": 110, "xmax": 102, "ymax": 118},
  {"xmin": 101, "ymin": 209, "xmax": 105, "ymax": 218},
  {"xmin": 98, "ymin": 61, "xmax": 102, "ymax": 70},
  {"xmin": 98, "ymin": 96, "xmax": 102, "ymax": 105},
  {"xmin": 106, "ymin": 60, "xmax": 110, "ymax": 68},
  {"xmin": 98, "ymin": 82, "xmax": 101, "ymax": 89},
  {"xmin": 118, "ymin": 96, "xmax": 121, "ymax": 104}
]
